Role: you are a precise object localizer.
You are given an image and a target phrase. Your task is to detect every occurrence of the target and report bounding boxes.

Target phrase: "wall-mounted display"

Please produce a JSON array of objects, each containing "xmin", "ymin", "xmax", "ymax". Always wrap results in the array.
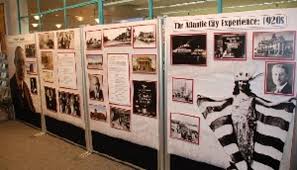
[
  {"xmin": 57, "ymin": 52, "xmax": 77, "ymax": 89},
  {"xmin": 42, "ymin": 70, "xmax": 54, "ymax": 83},
  {"xmin": 44, "ymin": 86, "xmax": 57, "ymax": 112},
  {"xmin": 85, "ymin": 30, "xmax": 102, "ymax": 50},
  {"xmin": 214, "ymin": 33, "xmax": 246, "ymax": 60},
  {"xmin": 170, "ymin": 113, "xmax": 200, "ymax": 144},
  {"xmin": 89, "ymin": 104, "xmax": 107, "ymax": 122},
  {"xmin": 25, "ymin": 62, "xmax": 37, "ymax": 75},
  {"xmin": 57, "ymin": 30, "xmax": 75, "ymax": 49},
  {"xmin": 86, "ymin": 54, "xmax": 103, "ymax": 70},
  {"xmin": 110, "ymin": 107, "xmax": 131, "ymax": 131},
  {"xmin": 25, "ymin": 44, "xmax": 36, "ymax": 58},
  {"xmin": 171, "ymin": 34, "xmax": 207, "ymax": 65},
  {"xmin": 253, "ymin": 31, "xmax": 295, "ymax": 60},
  {"xmin": 108, "ymin": 53, "xmax": 130, "ymax": 106},
  {"xmin": 58, "ymin": 91, "xmax": 81, "ymax": 117},
  {"xmin": 133, "ymin": 81, "xmax": 157, "ymax": 118},
  {"xmin": 132, "ymin": 54, "xmax": 156, "ymax": 74},
  {"xmin": 133, "ymin": 25, "xmax": 156, "ymax": 48},
  {"xmin": 88, "ymin": 74, "xmax": 104, "ymax": 102},
  {"xmin": 265, "ymin": 62, "xmax": 295, "ymax": 95},
  {"xmin": 104, "ymin": 27, "xmax": 132, "ymax": 47},
  {"xmin": 30, "ymin": 77, "xmax": 38, "ymax": 95},
  {"xmin": 39, "ymin": 32, "xmax": 54, "ymax": 49},
  {"xmin": 41, "ymin": 51, "xmax": 54, "ymax": 70},
  {"xmin": 172, "ymin": 78, "xmax": 193, "ymax": 104}
]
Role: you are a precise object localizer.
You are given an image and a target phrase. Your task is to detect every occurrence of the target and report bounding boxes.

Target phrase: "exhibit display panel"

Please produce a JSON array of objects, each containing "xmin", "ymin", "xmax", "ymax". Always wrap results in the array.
[
  {"xmin": 84, "ymin": 19, "xmax": 160, "ymax": 169},
  {"xmin": 36, "ymin": 29, "xmax": 86, "ymax": 146},
  {"xmin": 165, "ymin": 8, "xmax": 297, "ymax": 170},
  {"xmin": 7, "ymin": 34, "xmax": 42, "ymax": 127}
]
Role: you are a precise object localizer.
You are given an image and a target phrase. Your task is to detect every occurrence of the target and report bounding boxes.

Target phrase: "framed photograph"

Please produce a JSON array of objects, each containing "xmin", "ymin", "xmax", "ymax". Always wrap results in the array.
[
  {"xmin": 88, "ymin": 74, "xmax": 104, "ymax": 102},
  {"xmin": 42, "ymin": 70, "xmax": 54, "ymax": 83},
  {"xmin": 57, "ymin": 30, "xmax": 75, "ymax": 49},
  {"xmin": 132, "ymin": 54, "xmax": 156, "ymax": 74},
  {"xmin": 58, "ymin": 91, "xmax": 81, "ymax": 117},
  {"xmin": 214, "ymin": 33, "xmax": 246, "ymax": 60},
  {"xmin": 253, "ymin": 31, "xmax": 295, "ymax": 60},
  {"xmin": 85, "ymin": 30, "xmax": 102, "ymax": 50},
  {"xmin": 44, "ymin": 86, "xmax": 57, "ymax": 112},
  {"xmin": 57, "ymin": 52, "xmax": 77, "ymax": 89},
  {"xmin": 25, "ymin": 44, "xmax": 36, "ymax": 58},
  {"xmin": 30, "ymin": 77, "xmax": 38, "ymax": 95},
  {"xmin": 25, "ymin": 62, "xmax": 37, "ymax": 75},
  {"xmin": 89, "ymin": 104, "xmax": 107, "ymax": 122},
  {"xmin": 170, "ymin": 113, "xmax": 200, "ymax": 144},
  {"xmin": 171, "ymin": 34, "xmax": 207, "ymax": 65},
  {"xmin": 133, "ymin": 81, "xmax": 157, "ymax": 118},
  {"xmin": 39, "ymin": 32, "xmax": 54, "ymax": 49},
  {"xmin": 110, "ymin": 107, "xmax": 131, "ymax": 131},
  {"xmin": 265, "ymin": 62, "xmax": 295, "ymax": 96},
  {"xmin": 133, "ymin": 25, "xmax": 156, "ymax": 48},
  {"xmin": 86, "ymin": 54, "xmax": 103, "ymax": 70},
  {"xmin": 41, "ymin": 51, "xmax": 54, "ymax": 70},
  {"xmin": 103, "ymin": 27, "xmax": 132, "ymax": 47},
  {"xmin": 172, "ymin": 78, "xmax": 193, "ymax": 104}
]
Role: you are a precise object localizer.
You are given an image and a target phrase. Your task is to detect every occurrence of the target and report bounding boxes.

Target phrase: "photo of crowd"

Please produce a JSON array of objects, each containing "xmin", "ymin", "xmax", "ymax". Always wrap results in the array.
[
  {"xmin": 110, "ymin": 107, "xmax": 130, "ymax": 131},
  {"xmin": 39, "ymin": 33, "xmax": 54, "ymax": 49},
  {"xmin": 85, "ymin": 30, "xmax": 102, "ymax": 50},
  {"xmin": 58, "ymin": 91, "xmax": 81, "ymax": 117},
  {"xmin": 57, "ymin": 31, "xmax": 74, "ymax": 49},
  {"xmin": 25, "ymin": 44, "xmax": 36, "ymax": 58}
]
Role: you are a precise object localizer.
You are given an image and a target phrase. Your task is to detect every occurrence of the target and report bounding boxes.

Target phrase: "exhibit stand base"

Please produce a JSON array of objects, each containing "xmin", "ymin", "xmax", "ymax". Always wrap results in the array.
[
  {"xmin": 15, "ymin": 112, "xmax": 41, "ymax": 128},
  {"xmin": 170, "ymin": 154, "xmax": 224, "ymax": 170},
  {"xmin": 92, "ymin": 131, "xmax": 158, "ymax": 170},
  {"xmin": 45, "ymin": 116, "xmax": 86, "ymax": 147}
]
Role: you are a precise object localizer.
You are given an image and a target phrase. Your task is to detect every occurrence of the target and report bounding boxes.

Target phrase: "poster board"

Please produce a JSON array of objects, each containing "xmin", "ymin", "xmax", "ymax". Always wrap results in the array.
[
  {"xmin": 6, "ymin": 34, "xmax": 42, "ymax": 114},
  {"xmin": 84, "ymin": 20, "xmax": 160, "ymax": 149},
  {"xmin": 165, "ymin": 8, "xmax": 297, "ymax": 170},
  {"xmin": 37, "ymin": 29, "xmax": 85, "ymax": 128}
]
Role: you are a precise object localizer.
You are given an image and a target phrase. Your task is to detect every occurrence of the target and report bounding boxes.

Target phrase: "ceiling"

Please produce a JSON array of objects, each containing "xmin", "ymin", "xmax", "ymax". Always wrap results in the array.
[{"xmin": 22, "ymin": 0, "xmax": 297, "ymax": 32}]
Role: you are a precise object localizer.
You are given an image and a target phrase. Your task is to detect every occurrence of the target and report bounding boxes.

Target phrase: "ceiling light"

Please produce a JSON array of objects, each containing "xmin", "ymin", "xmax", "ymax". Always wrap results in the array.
[
  {"xmin": 33, "ymin": 15, "xmax": 40, "ymax": 20},
  {"xmin": 31, "ymin": 23, "xmax": 38, "ymax": 28},
  {"xmin": 136, "ymin": 0, "xmax": 207, "ymax": 10},
  {"xmin": 95, "ymin": 18, "xmax": 100, "ymax": 24},
  {"xmin": 76, "ymin": 16, "xmax": 84, "ymax": 22},
  {"xmin": 56, "ymin": 24, "xmax": 62, "ymax": 29},
  {"xmin": 104, "ymin": 0, "xmax": 134, "ymax": 6}
]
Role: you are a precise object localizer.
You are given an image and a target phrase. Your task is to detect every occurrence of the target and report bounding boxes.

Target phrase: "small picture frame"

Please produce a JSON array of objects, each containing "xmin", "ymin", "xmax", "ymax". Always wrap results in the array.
[
  {"xmin": 172, "ymin": 78, "xmax": 193, "ymax": 104},
  {"xmin": 110, "ymin": 107, "xmax": 131, "ymax": 131},
  {"xmin": 133, "ymin": 25, "xmax": 156, "ymax": 48},
  {"xmin": 103, "ymin": 27, "xmax": 132, "ymax": 47},
  {"xmin": 132, "ymin": 54, "xmax": 156, "ymax": 74}
]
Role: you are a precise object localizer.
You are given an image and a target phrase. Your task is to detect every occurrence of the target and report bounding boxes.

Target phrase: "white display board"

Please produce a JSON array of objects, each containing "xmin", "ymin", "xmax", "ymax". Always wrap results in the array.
[
  {"xmin": 165, "ymin": 8, "xmax": 297, "ymax": 170},
  {"xmin": 7, "ymin": 34, "xmax": 42, "ymax": 114},
  {"xmin": 37, "ymin": 29, "xmax": 85, "ymax": 128},
  {"xmin": 84, "ymin": 20, "xmax": 160, "ymax": 149}
]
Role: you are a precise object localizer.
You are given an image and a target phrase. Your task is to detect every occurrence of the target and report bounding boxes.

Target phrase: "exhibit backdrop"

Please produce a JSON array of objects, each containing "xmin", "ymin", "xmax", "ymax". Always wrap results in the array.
[
  {"xmin": 84, "ymin": 19, "xmax": 160, "ymax": 149},
  {"xmin": 7, "ymin": 34, "xmax": 42, "ymax": 114},
  {"xmin": 36, "ymin": 29, "xmax": 85, "ymax": 128},
  {"xmin": 165, "ymin": 8, "xmax": 297, "ymax": 170}
]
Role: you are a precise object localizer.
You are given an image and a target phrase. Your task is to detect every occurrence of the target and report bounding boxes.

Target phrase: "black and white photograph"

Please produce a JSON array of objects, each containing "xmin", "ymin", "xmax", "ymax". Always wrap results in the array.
[
  {"xmin": 110, "ymin": 107, "xmax": 131, "ymax": 131},
  {"xmin": 214, "ymin": 33, "xmax": 246, "ymax": 60},
  {"xmin": 103, "ymin": 27, "xmax": 132, "ymax": 47},
  {"xmin": 171, "ymin": 34, "xmax": 207, "ymax": 65},
  {"xmin": 133, "ymin": 81, "xmax": 157, "ymax": 118},
  {"xmin": 132, "ymin": 54, "xmax": 156, "ymax": 73},
  {"xmin": 57, "ymin": 30, "xmax": 74, "ymax": 49},
  {"xmin": 25, "ymin": 62, "xmax": 37, "ymax": 74},
  {"xmin": 25, "ymin": 44, "xmax": 36, "ymax": 58},
  {"xmin": 88, "ymin": 74, "xmax": 104, "ymax": 102},
  {"xmin": 58, "ymin": 91, "xmax": 81, "ymax": 117},
  {"xmin": 133, "ymin": 25, "xmax": 156, "ymax": 48},
  {"xmin": 41, "ymin": 51, "xmax": 54, "ymax": 70},
  {"xmin": 253, "ymin": 31, "xmax": 295, "ymax": 59},
  {"xmin": 265, "ymin": 62, "xmax": 295, "ymax": 95},
  {"xmin": 44, "ymin": 86, "xmax": 57, "ymax": 112},
  {"xmin": 89, "ymin": 104, "xmax": 107, "ymax": 122},
  {"xmin": 170, "ymin": 113, "xmax": 200, "ymax": 144},
  {"xmin": 172, "ymin": 78, "xmax": 193, "ymax": 103},
  {"xmin": 85, "ymin": 30, "xmax": 102, "ymax": 50},
  {"xmin": 30, "ymin": 77, "xmax": 37, "ymax": 95},
  {"xmin": 86, "ymin": 54, "xmax": 103, "ymax": 70},
  {"xmin": 39, "ymin": 32, "xmax": 54, "ymax": 49}
]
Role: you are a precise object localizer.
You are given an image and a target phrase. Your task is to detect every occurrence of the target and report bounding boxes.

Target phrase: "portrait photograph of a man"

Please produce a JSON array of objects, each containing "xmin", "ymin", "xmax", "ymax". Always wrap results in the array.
[
  {"xmin": 265, "ymin": 62, "xmax": 295, "ymax": 95},
  {"xmin": 88, "ymin": 74, "xmax": 104, "ymax": 102}
]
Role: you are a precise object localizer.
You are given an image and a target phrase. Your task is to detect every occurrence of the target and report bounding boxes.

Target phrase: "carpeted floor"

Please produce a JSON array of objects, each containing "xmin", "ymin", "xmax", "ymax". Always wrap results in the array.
[{"xmin": 0, "ymin": 120, "xmax": 135, "ymax": 170}]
